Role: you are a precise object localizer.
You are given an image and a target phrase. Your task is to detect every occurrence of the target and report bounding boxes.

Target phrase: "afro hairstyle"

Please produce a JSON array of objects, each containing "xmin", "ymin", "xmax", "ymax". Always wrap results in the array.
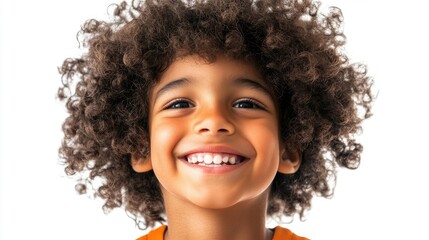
[{"xmin": 58, "ymin": 0, "xmax": 373, "ymax": 228}]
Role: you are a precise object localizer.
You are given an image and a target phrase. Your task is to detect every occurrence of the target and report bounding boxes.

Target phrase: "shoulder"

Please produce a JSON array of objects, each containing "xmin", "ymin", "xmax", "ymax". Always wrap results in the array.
[
  {"xmin": 136, "ymin": 225, "xmax": 167, "ymax": 240},
  {"xmin": 136, "ymin": 225, "xmax": 307, "ymax": 240},
  {"xmin": 272, "ymin": 226, "xmax": 309, "ymax": 240}
]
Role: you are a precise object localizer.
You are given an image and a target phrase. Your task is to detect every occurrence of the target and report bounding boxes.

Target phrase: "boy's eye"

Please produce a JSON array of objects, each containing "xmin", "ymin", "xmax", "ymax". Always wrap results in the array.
[
  {"xmin": 165, "ymin": 99, "xmax": 194, "ymax": 109},
  {"xmin": 233, "ymin": 99, "xmax": 263, "ymax": 109}
]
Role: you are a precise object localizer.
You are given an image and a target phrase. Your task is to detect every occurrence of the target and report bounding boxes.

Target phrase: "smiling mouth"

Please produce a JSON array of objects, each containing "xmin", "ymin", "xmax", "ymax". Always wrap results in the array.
[{"xmin": 184, "ymin": 153, "xmax": 246, "ymax": 166}]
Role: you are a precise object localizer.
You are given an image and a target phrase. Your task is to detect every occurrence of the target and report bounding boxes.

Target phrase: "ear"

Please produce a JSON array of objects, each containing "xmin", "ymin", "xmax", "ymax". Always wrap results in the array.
[
  {"xmin": 278, "ymin": 145, "xmax": 301, "ymax": 174},
  {"xmin": 131, "ymin": 154, "xmax": 152, "ymax": 173}
]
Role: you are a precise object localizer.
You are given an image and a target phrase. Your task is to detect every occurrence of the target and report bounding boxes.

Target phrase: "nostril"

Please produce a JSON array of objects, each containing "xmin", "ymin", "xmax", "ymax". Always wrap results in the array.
[
  {"xmin": 194, "ymin": 122, "xmax": 235, "ymax": 135},
  {"xmin": 218, "ymin": 128, "xmax": 229, "ymax": 133},
  {"xmin": 199, "ymin": 128, "xmax": 229, "ymax": 133},
  {"xmin": 199, "ymin": 128, "xmax": 210, "ymax": 133}
]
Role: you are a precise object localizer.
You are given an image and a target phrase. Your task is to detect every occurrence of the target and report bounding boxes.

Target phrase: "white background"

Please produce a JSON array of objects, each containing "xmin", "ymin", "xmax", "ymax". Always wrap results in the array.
[{"xmin": 1, "ymin": 1, "xmax": 428, "ymax": 239}]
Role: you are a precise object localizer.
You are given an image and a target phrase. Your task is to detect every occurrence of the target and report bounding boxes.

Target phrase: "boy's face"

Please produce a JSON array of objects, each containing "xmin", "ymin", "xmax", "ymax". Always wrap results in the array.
[{"xmin": 148, "ymin": 55, "xmax": 282, "ymax": 209}]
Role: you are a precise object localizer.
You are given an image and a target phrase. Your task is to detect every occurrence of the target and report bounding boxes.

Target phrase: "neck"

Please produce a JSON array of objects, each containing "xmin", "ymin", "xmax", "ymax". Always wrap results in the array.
[{"xmin": 162, "ymin": 188, "xmax": 273, "ymax": 240}]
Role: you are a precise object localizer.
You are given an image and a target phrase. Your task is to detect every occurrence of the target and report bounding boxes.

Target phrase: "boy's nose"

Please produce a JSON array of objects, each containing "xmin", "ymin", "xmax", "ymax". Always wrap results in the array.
[{"xmin": 193, "ymin": 107, "xmax": 235, "ymax": 136}]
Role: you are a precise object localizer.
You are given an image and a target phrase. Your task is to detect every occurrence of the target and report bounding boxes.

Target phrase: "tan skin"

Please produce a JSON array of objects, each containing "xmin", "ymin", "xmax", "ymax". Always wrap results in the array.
[{"xmin": 132, "ymin": 55, "xmax": 300, "ymax": 240}]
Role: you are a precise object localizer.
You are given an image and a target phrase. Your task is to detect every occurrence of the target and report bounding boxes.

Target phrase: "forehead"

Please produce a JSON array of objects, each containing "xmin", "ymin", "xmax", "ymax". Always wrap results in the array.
[{"xmin": 152, "ymin": 54, "xmax": 271, "ymax": 93}]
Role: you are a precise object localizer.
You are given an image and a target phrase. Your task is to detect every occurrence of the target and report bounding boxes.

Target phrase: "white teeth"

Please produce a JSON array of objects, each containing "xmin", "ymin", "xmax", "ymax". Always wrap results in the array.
[
  {"xmin": 203, "ymin": 155, "xmax": 213, "ymax": 164},
  {"xmin": 213, "ymin": 154, "xmax": 222, "ymax": 164},
  {"xmin": 186, "ymin": 153, "xmax": 244, "ymax": 166},
  {"xmin": 197, "ymin": 154, "xmax": 204, "ymax": 163},
  {"xmin": 229, "ymin": 156, "xmax": 236, "ymax": 164}
]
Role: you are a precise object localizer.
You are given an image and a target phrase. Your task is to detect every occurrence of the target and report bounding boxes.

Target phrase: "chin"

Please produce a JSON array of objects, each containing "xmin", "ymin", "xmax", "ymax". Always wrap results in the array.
[
  {"xmin": 187, "ymin": 194, "xmax": 243, "ymax": 210},
  {"xmin": 189, "ymin": 191, "xmax": 268, "ymax": 211},
  {"xmin": 182, "ymin": 191, "xmax": 244, "ymax": 209}
]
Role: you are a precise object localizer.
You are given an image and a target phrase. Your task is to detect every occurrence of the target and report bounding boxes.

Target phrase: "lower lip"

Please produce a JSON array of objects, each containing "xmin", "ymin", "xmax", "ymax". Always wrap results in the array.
[{"xmin": 179, "ymin": 159, "xmax": 249, "ymax": 174}]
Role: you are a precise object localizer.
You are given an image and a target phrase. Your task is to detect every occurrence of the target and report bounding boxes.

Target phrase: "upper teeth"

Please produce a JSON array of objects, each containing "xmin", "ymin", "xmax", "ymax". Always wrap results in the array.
[{"xmin": 186, "ymin": 153, "xmax": 242, "ymax": 165}]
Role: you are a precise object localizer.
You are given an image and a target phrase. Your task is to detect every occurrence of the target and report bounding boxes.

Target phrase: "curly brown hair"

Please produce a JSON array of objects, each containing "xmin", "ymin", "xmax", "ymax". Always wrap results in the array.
[{"xmin": 58, "ymin": 0, "xmax": 373, "ymax": 229}]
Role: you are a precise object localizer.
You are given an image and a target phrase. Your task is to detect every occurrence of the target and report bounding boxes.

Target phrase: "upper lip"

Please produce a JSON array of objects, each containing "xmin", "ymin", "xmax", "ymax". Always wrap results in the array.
[{"xmin": 179, "ymin": 145, "xmax": 249, "ymax": 159}]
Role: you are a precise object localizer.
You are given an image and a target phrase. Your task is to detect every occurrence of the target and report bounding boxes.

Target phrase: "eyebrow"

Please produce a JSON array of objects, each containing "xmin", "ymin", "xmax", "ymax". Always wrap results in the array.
[
  {"xmin": 234, "ymin": 78, "xmax": 272, "ymax": 99},
  {"xmin": 154, "ymin": 77, "xmax": 272, "ymax": 101},
  {"xmin": 154, "ymin": 78, "xmax": 191, "ymax": 101}
]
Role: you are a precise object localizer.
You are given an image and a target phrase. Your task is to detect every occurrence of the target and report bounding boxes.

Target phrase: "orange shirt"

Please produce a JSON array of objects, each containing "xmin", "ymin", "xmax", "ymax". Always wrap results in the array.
[{"xmin": 136, "ymin": 225, "xmax": 308, "ymax": 240}]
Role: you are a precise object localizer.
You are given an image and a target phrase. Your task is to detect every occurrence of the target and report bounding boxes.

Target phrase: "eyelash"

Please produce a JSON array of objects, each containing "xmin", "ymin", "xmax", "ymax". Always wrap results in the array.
[
  {"xmin": 233, "ymin": 98, "xmax": 264, "ymax": 109},
  {"xmin": 163, "ymin": 98, "xmax": 265, "ymax": 110},
  {"xmin": 164, "ymin": 98, "xmax": 194, "ymax": 109}
]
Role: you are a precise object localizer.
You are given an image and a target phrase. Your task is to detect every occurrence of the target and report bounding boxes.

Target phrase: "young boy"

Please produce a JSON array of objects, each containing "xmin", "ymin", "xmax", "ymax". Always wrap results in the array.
[{"xmin": 58, "ymin": 0, "xmax": 373, "ymax": 239}]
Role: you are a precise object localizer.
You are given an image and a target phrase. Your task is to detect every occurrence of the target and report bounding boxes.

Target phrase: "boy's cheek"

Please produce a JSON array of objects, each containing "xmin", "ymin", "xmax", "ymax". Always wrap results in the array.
[
  {"xmin": 150, "ymin": 119, "xmax": 185, "ymax": 153},
  {"xmin": 151, "ymin": 122, "xmax": 176, "ymax": 141},
  {"xmin": 241, "ymin": 118, "xmax": 279, "ymax": 141},
  {"xmin": 149, "ymin": 121, "xmax": 178, "ymax": 174},
  {"xmin": 152, "ymin": 121, "xmax": 174, "ymax": 138}
]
